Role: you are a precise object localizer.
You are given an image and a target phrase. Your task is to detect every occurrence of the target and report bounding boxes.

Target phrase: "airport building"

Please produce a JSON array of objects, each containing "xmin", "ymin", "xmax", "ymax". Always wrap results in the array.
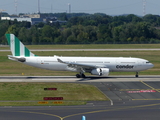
[
  {"xmin": 1, "ymin": 17, "xmax": 44, "ymax": 25},
  {"xmin": 1, "ymin": 12, "xmax": 66, "ymax": 25}
]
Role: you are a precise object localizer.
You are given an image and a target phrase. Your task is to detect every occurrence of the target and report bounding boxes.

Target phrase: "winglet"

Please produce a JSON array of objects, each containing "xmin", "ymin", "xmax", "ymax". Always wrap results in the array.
[{"xmin": 5, "ymin": 34, "xmax": 36, "ymax": 57}]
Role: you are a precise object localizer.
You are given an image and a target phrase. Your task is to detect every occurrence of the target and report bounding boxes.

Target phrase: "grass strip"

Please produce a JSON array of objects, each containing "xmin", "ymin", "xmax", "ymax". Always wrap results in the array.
[
  {"xmin": 0, "ymin": 101, "xmax": 87, "ymax": 106},
  {"xmin": 0, "ymin": 51, "xmax": 159, "ymax": 76},
  {"xmin": 1, "ymin": 44, "xmax": 160, "ymax": 50},
  {"xmin": 0, "ymin": 83, "xmax": 108, "ymax": 106}
]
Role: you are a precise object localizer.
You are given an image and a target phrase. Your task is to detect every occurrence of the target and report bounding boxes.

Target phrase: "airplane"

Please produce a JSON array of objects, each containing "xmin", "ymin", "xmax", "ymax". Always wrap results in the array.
[{"xmin": 5, "ymin": 34, "xmax": 154, "ymax": 78}]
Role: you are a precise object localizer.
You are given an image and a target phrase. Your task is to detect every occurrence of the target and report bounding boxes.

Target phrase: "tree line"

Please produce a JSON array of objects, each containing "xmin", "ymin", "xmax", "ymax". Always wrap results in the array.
[{"xmin": 1, "ymin": 13, "xmax": 160, "ymax": 44}]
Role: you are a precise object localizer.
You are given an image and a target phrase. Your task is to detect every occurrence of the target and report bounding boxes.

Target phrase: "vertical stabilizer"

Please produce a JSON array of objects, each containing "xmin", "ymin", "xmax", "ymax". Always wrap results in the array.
[{"xmin": 5, "ymin": 34, "xmax": 36, "ymax": 57}]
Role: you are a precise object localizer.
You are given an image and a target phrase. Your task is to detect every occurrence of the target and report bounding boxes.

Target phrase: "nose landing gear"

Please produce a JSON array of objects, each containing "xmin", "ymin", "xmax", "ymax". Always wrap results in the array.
[{"xmin": 135, "ymin": 72, "xmax": 139, "ymax": 77}]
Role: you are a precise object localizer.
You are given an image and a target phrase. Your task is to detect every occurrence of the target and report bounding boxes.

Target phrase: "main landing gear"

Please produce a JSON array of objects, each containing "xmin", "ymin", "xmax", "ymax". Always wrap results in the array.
[
  {"xmin": 135, "ymin": 72, "xmax": 139, "ymax": 78},
  {"xmin": 76, "ymin": 73, "xmax": 86, "ymax": 78}
]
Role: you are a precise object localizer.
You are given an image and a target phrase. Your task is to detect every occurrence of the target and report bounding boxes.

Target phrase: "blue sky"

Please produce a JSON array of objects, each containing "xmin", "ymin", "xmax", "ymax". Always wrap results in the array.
[{"xmin": 1, "ymin": 0, "xmax": 160, "ymax": 16}]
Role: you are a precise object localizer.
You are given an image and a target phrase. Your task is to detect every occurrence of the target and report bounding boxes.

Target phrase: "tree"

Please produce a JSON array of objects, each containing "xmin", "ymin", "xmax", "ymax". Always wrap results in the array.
[
  {"xmin": 0, "ymin": 21, "xmax": 10, "ymax": 44},
  {"xmin": 18, "ymin": 27, "xmax": 27, "ymax": 43},
  {"xmin": 112, "ymin": 26, "xmax": 122, "ymax": 43},
  {"xmin": 66, "ymin": 35, "xmax": 77, "ymax": 44},
  {"xmin": 30, "ymin": 26, "xmax": 39, "ymax": 45},
  {"xmin": 6, "ymin": 25, "xmax": 18, "ymax": 36}
]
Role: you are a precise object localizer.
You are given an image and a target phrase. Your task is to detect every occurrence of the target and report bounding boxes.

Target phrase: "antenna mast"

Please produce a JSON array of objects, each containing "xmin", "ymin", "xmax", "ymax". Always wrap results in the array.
[
  {"xmin": 15, "ymin": 0, "xmax": 18, "ymax": 15},
  {"xmin": 38, "ymin": 0, "xmax": 40, "ymax": 13},
  {"xmin": 143, "ymin": 0, "xmax": 146, "ymax": 16},
  {"xmin": 68, "ymin": 3, "xmax": 71, "ymax": 13},
  {"xmin": 51, "ymin": 4, "xmax": 53, "ymax": 13}
]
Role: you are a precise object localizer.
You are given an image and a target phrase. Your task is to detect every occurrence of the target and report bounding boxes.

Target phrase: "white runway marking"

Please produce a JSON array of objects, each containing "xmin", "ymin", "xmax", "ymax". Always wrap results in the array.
[{"xmin": 0, "ymin": 75, "xmax": 160, "ymax": 82}]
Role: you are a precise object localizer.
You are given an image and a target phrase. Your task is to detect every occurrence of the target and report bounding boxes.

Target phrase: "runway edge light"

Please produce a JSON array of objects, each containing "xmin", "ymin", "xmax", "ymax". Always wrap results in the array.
[{"xmin": 82, "ymin": 116, "xmax": 86, "ymax": 120}]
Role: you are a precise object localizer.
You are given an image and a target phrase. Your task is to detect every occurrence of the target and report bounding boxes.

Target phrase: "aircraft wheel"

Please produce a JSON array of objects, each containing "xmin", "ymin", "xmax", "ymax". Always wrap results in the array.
[
  {"xmin": 135, "ymin": 72, "xmax": 139, "ymax": 77},
  {"xmin": 76, "ymin": 74, "xmax": 81, "ymax": 78},
  {"xmin": 81, "ymin": 74, "xmax": 86, "ymax": 78}
]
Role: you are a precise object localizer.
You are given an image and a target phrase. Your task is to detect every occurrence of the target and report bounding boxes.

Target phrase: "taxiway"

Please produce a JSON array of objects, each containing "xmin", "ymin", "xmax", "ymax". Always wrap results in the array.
[
  {"xmin": 0, "ymin": 76, "xmax": 160, "ymax": 120},
  {"xmin": 0, "ymin": 75, "xmax": 160, "ymax": 82}
]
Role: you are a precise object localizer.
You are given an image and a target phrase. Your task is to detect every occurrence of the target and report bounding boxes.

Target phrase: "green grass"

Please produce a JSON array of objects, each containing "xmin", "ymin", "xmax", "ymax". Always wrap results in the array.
[
  {"xmin": 0, "ymin": 83, "xmax": 108, "ymax": 106},
  {"xmin": 1, "ymin": 44, "xmax": 160, "ymax": 50},
  {"xmin": 0, "ymin": 45, "xmax": 8, "ymax": 50},
  {"xmin": 26, "ymin": 44, "xmax": 160, "ymax": 49},
  {"xmin": 0, "ymin": 101, "xmax": 87, "ymax": 106},
  {"xmin": 0, "ymin": 50, "xmax": 159, "ymax": 76},
  {"xmin": 0, "ymin": 49, "xmax": 159, "ymax": 106}
]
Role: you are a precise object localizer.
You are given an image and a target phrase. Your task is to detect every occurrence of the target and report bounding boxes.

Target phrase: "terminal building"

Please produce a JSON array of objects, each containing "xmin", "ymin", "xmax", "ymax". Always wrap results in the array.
[
  {"xmin": 1, "ymin": 17, "xmax": 44, "ymax": 25},
  {"xmin": 1, "ymin": 12, "xmax": 66, "ymax": 25}
]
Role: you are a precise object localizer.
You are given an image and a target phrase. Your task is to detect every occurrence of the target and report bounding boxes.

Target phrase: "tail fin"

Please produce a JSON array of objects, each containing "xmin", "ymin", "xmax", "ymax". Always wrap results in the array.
[{"xmin": 5, "ymin": 34, "xmax": 36, "ymax": 57}]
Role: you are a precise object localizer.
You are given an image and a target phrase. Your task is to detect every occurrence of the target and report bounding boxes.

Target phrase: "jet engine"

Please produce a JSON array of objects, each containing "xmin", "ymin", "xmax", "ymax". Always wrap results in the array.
[{"xmin": 91, "ymin": 68, "xmax": 109, "ymax": 76}]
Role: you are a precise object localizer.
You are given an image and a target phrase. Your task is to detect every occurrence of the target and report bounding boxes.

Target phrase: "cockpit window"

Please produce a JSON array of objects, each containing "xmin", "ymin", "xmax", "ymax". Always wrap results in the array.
[{"xmin": 146, "ymin": 61, "xmax": 150, "ymax": 63}]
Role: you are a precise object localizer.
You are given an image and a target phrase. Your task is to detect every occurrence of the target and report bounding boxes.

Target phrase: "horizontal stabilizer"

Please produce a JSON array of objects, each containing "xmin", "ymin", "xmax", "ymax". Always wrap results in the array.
[{"xmin": 8, "ymin": 55, "xmax": 26, "ymax": 62}]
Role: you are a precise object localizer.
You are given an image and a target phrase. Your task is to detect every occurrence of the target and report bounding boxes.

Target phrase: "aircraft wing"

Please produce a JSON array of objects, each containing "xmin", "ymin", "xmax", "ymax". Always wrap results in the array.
[{"xmin": 57, "ymin": 58, "xmax": 106, "ymax": 71}]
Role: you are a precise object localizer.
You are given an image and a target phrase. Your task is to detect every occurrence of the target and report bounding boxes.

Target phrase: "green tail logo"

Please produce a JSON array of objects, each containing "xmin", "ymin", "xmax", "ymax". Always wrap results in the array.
[{"xmin": 5, "ymin": 34, "xmax": 36, "ymax": 57}]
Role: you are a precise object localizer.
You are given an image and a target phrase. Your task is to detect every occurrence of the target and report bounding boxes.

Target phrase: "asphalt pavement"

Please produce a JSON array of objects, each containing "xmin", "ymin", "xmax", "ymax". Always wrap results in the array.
[{"xmin": 0, "ymin": 76, "xmax": 160, "ymax": 120}]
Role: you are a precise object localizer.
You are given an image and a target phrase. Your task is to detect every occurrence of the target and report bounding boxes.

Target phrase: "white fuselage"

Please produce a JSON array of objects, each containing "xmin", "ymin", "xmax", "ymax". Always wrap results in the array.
[
  {"xmin": 23, "ymin": 56, "xmax": 154, "ymax": 73},
  {"xmin": 6, "ymin": 34, "xmax": 154, "ymax": 77}
]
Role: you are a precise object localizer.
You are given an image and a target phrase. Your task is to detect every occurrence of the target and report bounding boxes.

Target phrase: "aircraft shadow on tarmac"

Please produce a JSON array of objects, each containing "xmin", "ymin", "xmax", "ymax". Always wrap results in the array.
[
  {"xmin": 77, "ymin": 77, "xmax": 108, "ymax": 81},
  {"xmin": 77, "ymin": 75, "xmax": 160, "ymax": 81},
  {"xmin": 77, "ymin": 76, "xmax": 133, "ymax": 81}
]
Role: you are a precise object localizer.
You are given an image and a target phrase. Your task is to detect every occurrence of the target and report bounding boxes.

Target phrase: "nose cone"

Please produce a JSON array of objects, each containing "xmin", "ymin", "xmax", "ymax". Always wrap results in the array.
[{"xmin": 149, "ymin": 63, "xmax": 154, "ymax": 69}]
